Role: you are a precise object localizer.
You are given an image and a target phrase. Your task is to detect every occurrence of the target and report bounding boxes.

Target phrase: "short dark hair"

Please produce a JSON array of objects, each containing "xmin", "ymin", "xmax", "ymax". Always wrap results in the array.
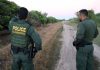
[
  {"xmin": 79, "ymin": 9, "xmax": 88, "ymax": 17},
  {"xmin": 18, "ymin": 7, "xmax": 28, "ymax": 19}
]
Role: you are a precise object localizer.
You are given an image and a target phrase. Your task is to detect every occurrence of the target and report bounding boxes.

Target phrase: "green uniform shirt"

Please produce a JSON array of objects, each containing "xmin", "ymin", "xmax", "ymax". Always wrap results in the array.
[{"xmin": 76, "ymin": 18, "xmax": 98, "ymax": 43}]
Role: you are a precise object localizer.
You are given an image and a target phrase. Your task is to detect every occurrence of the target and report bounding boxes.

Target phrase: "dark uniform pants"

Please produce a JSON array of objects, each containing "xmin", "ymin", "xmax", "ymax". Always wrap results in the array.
[
  {"xmin": 11, "ymin": 52, "xmax": 34, "ymax": 70},
  {"xmin": 76, "ymin": 45, "xmax": 94, "ymax": 70}
]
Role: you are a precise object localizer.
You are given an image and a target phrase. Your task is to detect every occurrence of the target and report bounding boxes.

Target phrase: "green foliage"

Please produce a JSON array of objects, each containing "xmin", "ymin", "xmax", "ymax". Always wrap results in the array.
[
  {"xmin": 47, "ymin": 16, "xmax": 58, "ymax": 23},
  {"xmin": 0, "ymin": 25, "xmax": 3, "ymax": 31},
  {"xmin": 28, "ymin": 11, "xmax": 58, "ymax": 26},
  {"xmin": 69, "ymin": 10, "xmax": 100, "ymax": 27},
  {"xmin": 95, "ymin": 13, "xmax": 100, "ymax": 26},
  {"xmin": 28, "ymin": 11, "xmax": 47, "ymax": 26},
  {"xmin": 88, "ymin": 10, "xmax": 100, "ymax": 26},
  {"xmin": 87, "ymin": 10, "xmax": 100, "ymax": 26},
  {"xmin": 68, "ymin": 18, "xmax": 79, "ymax": 23},
  {"xmin": 0, "ymin": 0, "xmax": 59, "ymax": 30},
  {"xmin": 88, "ymin": 10, "xmax": 96, "ymax": 20},
  {"xmin": 85, "ymin": 10, "xmax": 100, "ymax": 26},
  {"xmin": 0, "ymin": 0, "xmax": 19, "ymax": 30},
  {"xmin": 96, "ymin": 13, "xmax": 100, "ymax": 16}
]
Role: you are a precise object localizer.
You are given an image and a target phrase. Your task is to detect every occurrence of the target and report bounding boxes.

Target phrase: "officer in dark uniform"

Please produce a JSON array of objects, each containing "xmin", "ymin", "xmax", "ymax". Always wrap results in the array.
[
  {"xmin": 73, "ymin": 9, "xmax": 98, "ymax": 70},
  {"xmin": 9, "ymin": 7, "xmax": 42, "ymax": 70}
]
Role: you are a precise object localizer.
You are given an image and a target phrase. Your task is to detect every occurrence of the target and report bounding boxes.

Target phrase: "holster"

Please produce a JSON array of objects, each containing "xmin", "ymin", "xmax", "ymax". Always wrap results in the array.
[
  {"xmin": 73, "ymin": 39, "xmax": 92, "ymax": 51},
  {"xmin": 29, "ymin": 45, "xmax": 37, "ymax": 58}
]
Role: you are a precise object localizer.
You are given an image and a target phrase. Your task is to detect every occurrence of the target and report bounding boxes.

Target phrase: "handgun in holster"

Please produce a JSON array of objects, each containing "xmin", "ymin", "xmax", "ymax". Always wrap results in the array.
[{"xmin": 29, "ymin": 43, "xmax": 37, "ymax": 59}]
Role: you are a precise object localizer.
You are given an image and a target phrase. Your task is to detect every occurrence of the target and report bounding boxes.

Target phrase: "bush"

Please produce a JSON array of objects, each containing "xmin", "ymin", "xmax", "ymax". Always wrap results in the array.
[
  {"xmin": 28, "ymin": 11, "xmax": 58, "ymax": 26},
  {"xmin": 0, "ymin": 25, "xmax": 3, "ymax": 31},
  {"xmin": 0, "ymin": 0, "xmax": 59, "ymax": 30},
  {"xmin": 47, "ymin": 17, "xmax": 58, "ymax": 23},
  {"xmin": 0, "ymin": 0, "xmax": 19, "ymax": 30}
]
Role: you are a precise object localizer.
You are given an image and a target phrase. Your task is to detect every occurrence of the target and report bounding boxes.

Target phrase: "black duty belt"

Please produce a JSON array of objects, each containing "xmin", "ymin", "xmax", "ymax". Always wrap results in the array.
[
  {"xmin": 11, "ymin": 45, "xmax": 29, "ymax": 54},
  {"xmin": 75, "ymin": 42, "xmax": 93, "ymax": 51},
  {"xmin": 85, "ymin": 42, "xmax": 93, "ymax": 45}
]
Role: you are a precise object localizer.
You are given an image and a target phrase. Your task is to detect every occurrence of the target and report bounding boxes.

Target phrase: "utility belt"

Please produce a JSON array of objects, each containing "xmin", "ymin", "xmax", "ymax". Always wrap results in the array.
[
  {"xmin": 78, "ymin": 42, "xmax": 93, "ymax": 47},
  {"xmin": 85, "ymin": 42, "xmax": 92, "ymax": 45},
  {"xmin": 11, "ymin": 45, "xmax": 29, "ymax": 54},
  {"xmin": 73, "ymin": 39, "xmax": 93, "ymax": 51},
  {"xmin": 11, "ymin": 45, "xmax": 37, "ymax": 58},
  {"xmin": 76, "ymin": 42, "xmax": 92, "ymax": 51}
]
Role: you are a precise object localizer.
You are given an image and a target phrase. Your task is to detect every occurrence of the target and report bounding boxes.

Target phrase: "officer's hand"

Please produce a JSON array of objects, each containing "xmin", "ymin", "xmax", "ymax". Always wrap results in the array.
[
  {"xmin": 73, "ymin": 39, "xmax": 82, "ymax": 47},
  {"xmin": 73, "ymin": 40, "xmax": 80, "ymax": 51},
  {"xmin": 73, "ymin": 40, "xmax": 77, "ymax": 46}
]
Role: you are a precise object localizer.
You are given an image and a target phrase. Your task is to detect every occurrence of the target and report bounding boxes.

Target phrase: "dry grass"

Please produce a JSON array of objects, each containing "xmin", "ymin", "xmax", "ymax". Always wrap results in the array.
[{"xmin": 34, "ymin": 23, "xmax": 63, "ymax": 70}]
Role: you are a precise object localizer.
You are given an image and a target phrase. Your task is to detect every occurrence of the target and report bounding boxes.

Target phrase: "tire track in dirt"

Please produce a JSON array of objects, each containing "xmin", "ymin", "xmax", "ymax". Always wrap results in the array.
[{"xmin": 55, "ymin": 24, "xmax": 76, "ymax": 70}]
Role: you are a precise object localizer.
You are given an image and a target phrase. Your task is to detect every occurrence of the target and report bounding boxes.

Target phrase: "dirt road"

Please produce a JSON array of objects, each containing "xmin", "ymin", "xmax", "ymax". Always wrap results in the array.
[
  {"xmin": 55, "ymin": 23, "xmax": 100, "ymax": 70},
  {"xmin": 55, "ymin": 24, "xmax": 76, "ymax": 70}
]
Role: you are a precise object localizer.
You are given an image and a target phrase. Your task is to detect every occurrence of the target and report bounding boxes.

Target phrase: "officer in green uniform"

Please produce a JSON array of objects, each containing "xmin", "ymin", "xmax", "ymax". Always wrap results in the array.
[
  {"xmin": 9, "ymin": 7, "xmax": 42, "ymax": 70},
  {"xmin": 73, "ymin": 9, "xmax": 99, "ymax": 70}
]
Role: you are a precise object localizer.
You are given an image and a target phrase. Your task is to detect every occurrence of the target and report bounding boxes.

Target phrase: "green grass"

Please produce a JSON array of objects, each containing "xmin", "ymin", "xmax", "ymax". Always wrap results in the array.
[
  {"xmin": 94, "ymin": 27, "xmax": 100, "ymax": 46},
  {"xmin": 94, "ymin": 57, "xmax": 100, "ymax": 70},
  {"xmin": 67, "ymin": 20, "xmax": 77, "ymax": 26},
  {"xmin": 67, "ymin": 20, "xmax": 78, "ymax": 27}
]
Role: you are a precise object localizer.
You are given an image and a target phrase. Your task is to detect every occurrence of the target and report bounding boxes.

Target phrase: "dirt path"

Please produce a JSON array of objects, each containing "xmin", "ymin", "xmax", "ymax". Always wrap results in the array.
[
  {"xmin": 94, "ymin": 44, "xmax": 100, "ymax": 62},
  {"xmin": 55, "ymin": 24, "xmax": 76, "ymax": 70}
]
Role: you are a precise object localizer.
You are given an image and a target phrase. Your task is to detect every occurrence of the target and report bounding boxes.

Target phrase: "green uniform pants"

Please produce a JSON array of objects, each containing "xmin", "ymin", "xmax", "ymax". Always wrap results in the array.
[
  {"xmin": 11, "ymin": 52, "xmax": 34, "ymax": 70},
  {"xmin": 76, "ymin": 45, "xmax": 94, "ymax": 70}
]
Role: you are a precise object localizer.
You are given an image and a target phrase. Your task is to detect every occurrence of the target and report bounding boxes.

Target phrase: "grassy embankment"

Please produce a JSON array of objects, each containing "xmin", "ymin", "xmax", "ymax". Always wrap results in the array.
[{"xmin": 94, "ymin": 27, "xmax": 100, "ymax": 46}]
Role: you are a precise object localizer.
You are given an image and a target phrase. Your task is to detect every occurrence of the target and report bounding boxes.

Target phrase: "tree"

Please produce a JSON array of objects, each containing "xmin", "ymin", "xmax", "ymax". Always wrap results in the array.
[
  {"xmin": 88, "ymin": 10, "xmax": 96, "ymax": 20},
  {"xmin": 28, "ymin": 11, "xmax": 58, "ymax": 26},
  {"xmin": 28, "ymin": 11, "xmax": 42, "ymax": 26},
  {"xmin": 0, "ymin": 0, "xmax": 19, "ymax": 30},
  {"xmin": 0, "ymin": 0, "xmax": 59, "ymax": 30},
  {"xmin": 47, "ymin": 16, "xmax": 58, "ymax": 23},
  {"xmin": 95, "ymin": 13, "xmax": 100, "ymax": 26}
]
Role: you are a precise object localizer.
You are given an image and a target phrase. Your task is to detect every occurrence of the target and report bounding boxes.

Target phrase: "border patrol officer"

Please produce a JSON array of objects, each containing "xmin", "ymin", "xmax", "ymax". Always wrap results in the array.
[
  {"xmin": 73, "ymin": 9, "xmax": 99, "ymax": 70},
  {"xmin": 9, "ymin": 7, "xmax": 42, "ymax": 70}
]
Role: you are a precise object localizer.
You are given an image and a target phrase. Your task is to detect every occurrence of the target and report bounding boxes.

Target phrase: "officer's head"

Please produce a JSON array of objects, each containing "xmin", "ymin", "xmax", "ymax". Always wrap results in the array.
[
  {"xmin": 18, "ymin": 7, "xmax": 28, "ymax": 20},
  {"xmin": 78, "ymin": 9, "xmax": 88, "ymax": 21}
]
